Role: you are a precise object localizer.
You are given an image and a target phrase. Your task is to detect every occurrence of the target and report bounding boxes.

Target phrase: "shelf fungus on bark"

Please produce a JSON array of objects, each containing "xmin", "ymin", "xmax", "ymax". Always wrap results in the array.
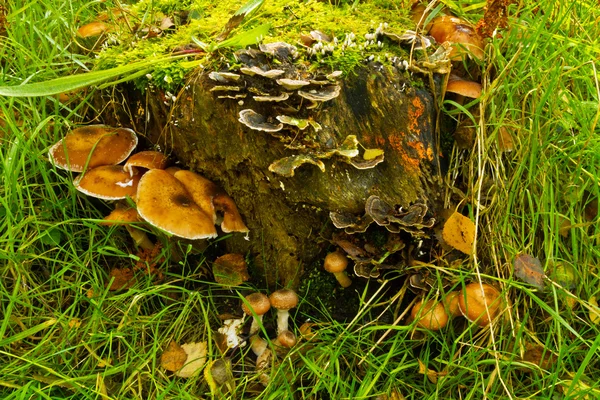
[
  {"xmin": 258, "ymin": 42, "xmax": 298, "ymax": 60},
  {"xmin": 276, "ymin": 78, "xmax": 311, "ymax": 90},
  {"xmin": 297, "ymin": 85, "xmax": 341, "ymax": 102},
  {"xmin": 239, "ymin": 66, "xmax": 285, "ymax": 79},
  {"xmin": 238, "ymin": 109, "xmax": 284, "ymax": 132},
  {"xmin": 208, "ymin": 71, "xmax": 241, "ymax": 83},
  {"xmin": 253, "ymin": 92, "xmax": 290, "ymax": 102}
]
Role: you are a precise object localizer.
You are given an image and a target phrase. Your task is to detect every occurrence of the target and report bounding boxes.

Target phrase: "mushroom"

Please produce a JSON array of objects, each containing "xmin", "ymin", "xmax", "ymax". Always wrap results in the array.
[
  {"xmin": 276, "ymin": 78, "xmax": 311, "ymax": 90},
  {"xmin": 123, "ymin": 150, "xmax": 168, "ymax": 177},
  {"xmin": 276, "ymin": 115, "xmax": 310, "ymax": 130},
  {"xmin": 446, "ymin": 75, "xmax": 482, "ymax": 99},
  {"xmin": 253, "ymin": 92, "xmax": 290, "ymax": 102},
  {"xmin": 443, "ymin": 291, "xmax": 463, "ymax": 317},
  {"xmin": 428, "ymin": 15, "xmax": 484, "ymax": 61},
  {"xmin": 48, "ymin": 125, "xmax": 138, "ymax": 172},
  {"xmin": 77, "ymin": 21, "xmax": 111, "ymax": 38},
  {"xmin": 458, "ymin": 283, "xmax": 502, "ymax": 327},
  {"xmin": 135, "ymin": 169, "xmax": 218, "ymax": 240},
  {"xmin": 101, "ymin": 206, "xmax": 154, "ymax": 250},
  {"xmin": 74, "ymin": 165, "xmax": 141, "ymax": 200},
  {"xmin": 269, "ymin": 289, "xmax": 299, "ymax": 334},
  {"xmin": 411, "ymin": 299, "xmax": 449, "ymax": 331},
  {"xmin": 323, "ymin": 250, "xmax": 352, "ymax": 288},
  {"xmin": 238, "ymin": 109, "xmax": 284, "ymax": 132},
  {"xmin": 297, "ymin": 85, "xmax": 341, "ymax": 102},
  {"xmin": 249, "ymin": 334, "xmax": 268, "ymax": 357},
  {"xmin": 259, "ymin": 42, "xmax": 298, "ymax": 59},
  {"xmin": 241, "ymin": 292, "xmax": 271, "ymax": 336},
  {"xmin": 173, "ymin": 170, "xmax": 248, "ymax": 233},
  {"xmin": 208, "ymin": 71, "xmax": 241, "ymax": 83},
  {"xmin": 275, "ymin": 330, "xmax": 297, "ymax": 349}
]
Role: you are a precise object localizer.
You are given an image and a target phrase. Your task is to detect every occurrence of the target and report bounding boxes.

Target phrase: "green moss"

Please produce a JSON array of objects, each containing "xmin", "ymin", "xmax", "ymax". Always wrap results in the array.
[{"xmin": 94, "ymin": 0, "xmax": 414, "ymax": 91}]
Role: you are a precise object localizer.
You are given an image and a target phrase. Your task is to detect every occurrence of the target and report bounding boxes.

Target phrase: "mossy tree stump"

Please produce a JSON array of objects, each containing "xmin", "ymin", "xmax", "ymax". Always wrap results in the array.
[{"xmin": 132, "ymin": 62, "xmax": 439, "ymax": 288}]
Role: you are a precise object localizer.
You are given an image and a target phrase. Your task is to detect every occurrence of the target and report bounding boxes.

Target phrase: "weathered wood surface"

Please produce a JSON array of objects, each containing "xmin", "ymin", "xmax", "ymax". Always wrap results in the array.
[{"xmin": 126, "ymin": 64, "xmax": 438, "ymax": 288}]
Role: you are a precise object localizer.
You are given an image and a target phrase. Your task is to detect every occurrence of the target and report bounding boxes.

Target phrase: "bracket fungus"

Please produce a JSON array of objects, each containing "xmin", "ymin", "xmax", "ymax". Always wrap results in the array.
[
  {"xmin": 209, "ymin": 71, "xmax": 241, "ymax": 83},
  {"xmin": 297, "ymin": 85, "xmax": 341, "ymax": 102},
  {"xmin": 74, "ymin": 165, "xmax": 141, "ymax": 200},
  {"xmin": 136, "ymin": 169, "xmax": 218, "ymax": 240},
  {"xmin": 238, "ymin": 109, "xmax": 284, "ymax": 132},
  {"xmin": 275, "ymin": 78, "xmax": 311, "ymax": 90},
  {"xmin": 48, "ymin": 125, "xmax": 138, "ymax": 172},
  {"xmin": 269, "ymin": 289, "xmax": 299, "ymax": 334},
  {"xmin": 239, "ymin": 66, "xmax": 285, "ymax": 79}
]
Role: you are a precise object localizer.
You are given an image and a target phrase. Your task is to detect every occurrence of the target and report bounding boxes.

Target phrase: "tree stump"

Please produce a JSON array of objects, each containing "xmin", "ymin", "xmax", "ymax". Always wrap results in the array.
[{"xmin": 136, "ymin": 61, "xmax": 439, "ymax": 288}]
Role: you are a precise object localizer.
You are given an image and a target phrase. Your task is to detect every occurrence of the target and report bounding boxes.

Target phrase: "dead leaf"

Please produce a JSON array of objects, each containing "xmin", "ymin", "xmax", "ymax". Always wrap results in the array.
[
  {"xmin": 497, "ymin": 126, "xmax": 515, "ymax": 152},
  {"xmin": 107, "ymin": 267, "xmax": 136, "ymax": 291},
  {"xmin": 521, "ymin": 343, "xmax": 557, "ymax": 371},
  {"xmin": 176, "ymin": 342, "xmax": 208, "ymax": 378},
  {"xmin": 589, "ymin": 296, "xmax": 600, "ymax": 324},
  {"xmin": 213, "ymin": 254, "xmax": 250, "ymax": 286},
  {"xmin": 441, "ymin": 211, "xmax": 475, "ymax": 255},
  {"xmin": 417, "ymin": 359, "xmax": 447, "ymax": 384},
  {"xmin": 68, "ymin": 318, "xmax": 82, "ymax": 329},
  {"xmin": 558, "ymin": 216, "xmax": 571, "ymax": 238},
  {"xmin": 160, "ymin": 341, "xmax": 187, "ymax": 372},
  {"xmin": 513, "ymin": 253, "xmax": 545, "ymax": 290}
]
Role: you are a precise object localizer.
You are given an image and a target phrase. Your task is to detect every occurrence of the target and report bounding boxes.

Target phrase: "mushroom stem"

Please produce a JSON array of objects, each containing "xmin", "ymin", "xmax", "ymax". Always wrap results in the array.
[
  {"xmin": 276, "ymin": 310, "xmax": 290, "ymax": 334},
  {"xmin": 333, "ymin": 271, "xmax": 352, "ymax": 288},
  {"xmin": 249, "ymin": 315, "xmax": 264, "ymax": 336},
  {"xmin": 249, "ymin": 334, "xmax": 268, "ymax": 356},
  {"xmin": 125, "ymin": 225, "xmax": 154, "ymax": 250}
]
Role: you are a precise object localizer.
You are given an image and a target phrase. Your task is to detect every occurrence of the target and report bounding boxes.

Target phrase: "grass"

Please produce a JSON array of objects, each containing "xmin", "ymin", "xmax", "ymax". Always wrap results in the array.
[{"xmin": 1, "ymin": 0, "xmax": 600, "ymax": 399}]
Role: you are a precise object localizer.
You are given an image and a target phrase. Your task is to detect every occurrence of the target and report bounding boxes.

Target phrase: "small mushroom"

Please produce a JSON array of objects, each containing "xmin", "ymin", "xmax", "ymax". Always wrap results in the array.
[
  {"xmin": 241, "ymin": 292, "xmax": 271, "ymax": 335},
  {"xmin": 297, "ymin": 85, "xmax": 341, "ymax": 102},
  {"xmin": 48, "ymin": 125, "xmax": 138, "ymax": 172},
  {"xmin": 446, "ymin": 75, "xmax": 482, "ymax": 99},
  {"xmin": 411, "ymin": 299, "xmax": 449, "ymax": 330},
  {"xmin": 275, "ymin": 330, "xmax": 297, "ymax": 349},
  {"xmin": 77, "ymin": 21, "xmax": 111, "ymax": 38},
  {"xmin": 101, "ymin": 206, "xmax": 154, "ymax": 250},
  {"xmin": 259, "ymin": 42, "xmax": 298, "ymax": 59},
  {"xmin": 443, "ymin": 291, "xmax": 463, "ymax": 317},
  {"xmin": 238, "ymin": 109, "xmax": 284, "ymax": 132},
  {"xmin": 124, "ymin": 150, "xmax": 168, "ymax": 177},
  {"xmin": 323, "ymin": 250, "xmax": 352, "ymax": 288},
  {"xmin": 74, "ymin": 165, "xmax": 141, "ymax": 200},
  {"xmin": 276, "ymin": 78, "xmax": 311, "ymax": 90},
  {"xmin": 249, "ymin": 335, "xmax": 268, "ymax": 357},
  {"xmin": 135, "ymin": 169, "xmax": 218, "ymax": 240},
  {"xmin": 458, "ymin": 283, "xmax": 502, "ymax": 327},
  {"xmin": 269, "ymin": 289, "xmax": 299, "ymax": 334}
]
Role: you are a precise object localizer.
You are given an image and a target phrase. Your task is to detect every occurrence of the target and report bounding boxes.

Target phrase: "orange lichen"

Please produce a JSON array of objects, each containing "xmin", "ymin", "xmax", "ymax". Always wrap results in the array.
[
  {"xmin": 409, "ymin": 97, "xmax": 425, "ymax": 134},
  {"xmin": 407, "ymin": 140, "xmax": 434, "ymax": 162}
]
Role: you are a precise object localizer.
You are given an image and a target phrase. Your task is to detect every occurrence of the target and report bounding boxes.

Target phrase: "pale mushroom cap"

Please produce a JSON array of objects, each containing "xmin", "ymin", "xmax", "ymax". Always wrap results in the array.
[
  {"xmin": 446, "ymin": 76, "xmax": 482, "ymax": 98},
  {"xmin": 48, "ymin": 125, "xmax": 138, "ymax": 172},
  {"xmin": 323, "ymin": 250, "xmax": 349, "ymax": 273},
  {"xmin": 242, "ymin": 292, "xmax": 271, "ymax": 316},
  {"xmin": 297, "ymin": 85, "xmax": 341, "ymax": 102},
  {"xmin": 74, "ymin": 165, "xmax": 141, "ymax": 200},
  {"xmin": 136, "ymin": 169, "xmax": 218, "ymax": 240},
  {"xmin": 269, "ymin": 289, "xmax": 299, "ymax": 310},
  {"xmin": 124, "ymin": 150, "xmax": 168, "ymax": 175}
]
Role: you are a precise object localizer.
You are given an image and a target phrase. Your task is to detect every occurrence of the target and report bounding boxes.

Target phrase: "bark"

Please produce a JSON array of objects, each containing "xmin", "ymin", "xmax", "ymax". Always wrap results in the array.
[{"xmin": 119, "ymin": 64, "xmax": 439, "ymax": 288}]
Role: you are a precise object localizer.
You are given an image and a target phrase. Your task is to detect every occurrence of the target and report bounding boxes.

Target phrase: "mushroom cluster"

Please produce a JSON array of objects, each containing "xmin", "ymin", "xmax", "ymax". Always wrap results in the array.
[
  {"xmin": 411, "ymin": 282, "xmax": 502, "ymax": 330},
  {"xmin": 48, "ymin": 125, "xmax": 248, "ymax": 246},
  {"xmin": 240, "ymin": 288, "xmax": 300, "ymax": 380}
]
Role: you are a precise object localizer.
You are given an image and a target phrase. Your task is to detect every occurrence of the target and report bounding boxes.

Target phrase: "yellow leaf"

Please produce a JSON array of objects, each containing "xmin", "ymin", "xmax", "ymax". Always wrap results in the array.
[
  {"xmin": 160, "ymin": 341, "xmax": 187, "ymax": 372},
  {"xmin": 441, "ymin": 211, "xmax": 475, "ymax": 255},
  {"xmin": 176, "ymin": 341, "xmax": 208, "ymax": 378},
  {"xmin": 363, "ymin": 148, "xmax": 384, "ymax": 160}
]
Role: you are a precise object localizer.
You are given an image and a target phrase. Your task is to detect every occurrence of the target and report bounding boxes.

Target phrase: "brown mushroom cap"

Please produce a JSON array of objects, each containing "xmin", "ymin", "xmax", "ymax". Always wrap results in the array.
[
  {"xmin": 429, "ymin": 16, "xmax": 484, "ymax": 61},
  {"xmin": 443, "ymin": 291, "xmax": 463, "ymax": 317},
  {"xmin": 458, "ymin": 283, "xmax": 502, "ymax": 327},
  {"xmin": 323, "ymin": 250, "xmax": 349, "ymax": 274},
  {"xmin": 173, "ymin": 170, "xmax": 249, "ymax": 233},
  {"xmin": 77, "ymin": 21, "xmax": 111, "ymax": 38},
  {"xmin": 48, "ymin": 125, "xmax": 138, "ymax": 172},
  {"xmin": 101, "ymin": 207, "xmax": 141, "ymax": 225},
  {"xmin": 411, "ymin": 299, "xmax": 449, "ymax": 330},
  {"xmin": 124, "ymin": 150, "xmax": 168, "ymax": 176},
  {"xmin": 74, "ymin": 165, "xmax": 141, "ymax": 200},
  {"xmin": 135, "ymin": 169, "xmax": 218, "ymax": 240},
  {"xmin": 277, "ymin": 330, "xmax": 297, "ymax": 348},
  {"xmin": 242, "ymin": 293, "xmax": 271, "ymax": 316},
  {"xmin": 446, "ymin": 75, "xmax": 482, "ymax": 98},
  {"xmin": 269, "ymin": 289, "xmax": 299, "ymax": 311}
]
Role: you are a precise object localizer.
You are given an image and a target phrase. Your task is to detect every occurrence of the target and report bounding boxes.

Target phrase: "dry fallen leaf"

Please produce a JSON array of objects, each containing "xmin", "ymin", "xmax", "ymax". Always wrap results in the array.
[
  {"xmin": 160, "ymin": 341, "xmax": 187, "ymax": 372},
  {"xmin": 513, "ymin": 253, "xmax": 545, "ymax": 290},
  {"xmin": 441, "ymin": 211, "xmax": 475, "ymax": 255},
  {"xmin": 213, "ymin": 254, "xmax": 249, "ymax": 286},
  {"xmin": 558, "ymin": 216, "xmax": 571, "ymax": 238},
  {"xmin": 497, "ymin": 126, "xmax": 515, "ymax": 152},
  {"xmin": 521, "ymin": 343, "xmax": 558, "ymax": 371},
  {"xmin": 176, "ymin": 341, "xmax": 208, "ymax": 378},
  {"xmin": 417, "ymin": 359, "xmax": 447, "ymax": 384}
]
